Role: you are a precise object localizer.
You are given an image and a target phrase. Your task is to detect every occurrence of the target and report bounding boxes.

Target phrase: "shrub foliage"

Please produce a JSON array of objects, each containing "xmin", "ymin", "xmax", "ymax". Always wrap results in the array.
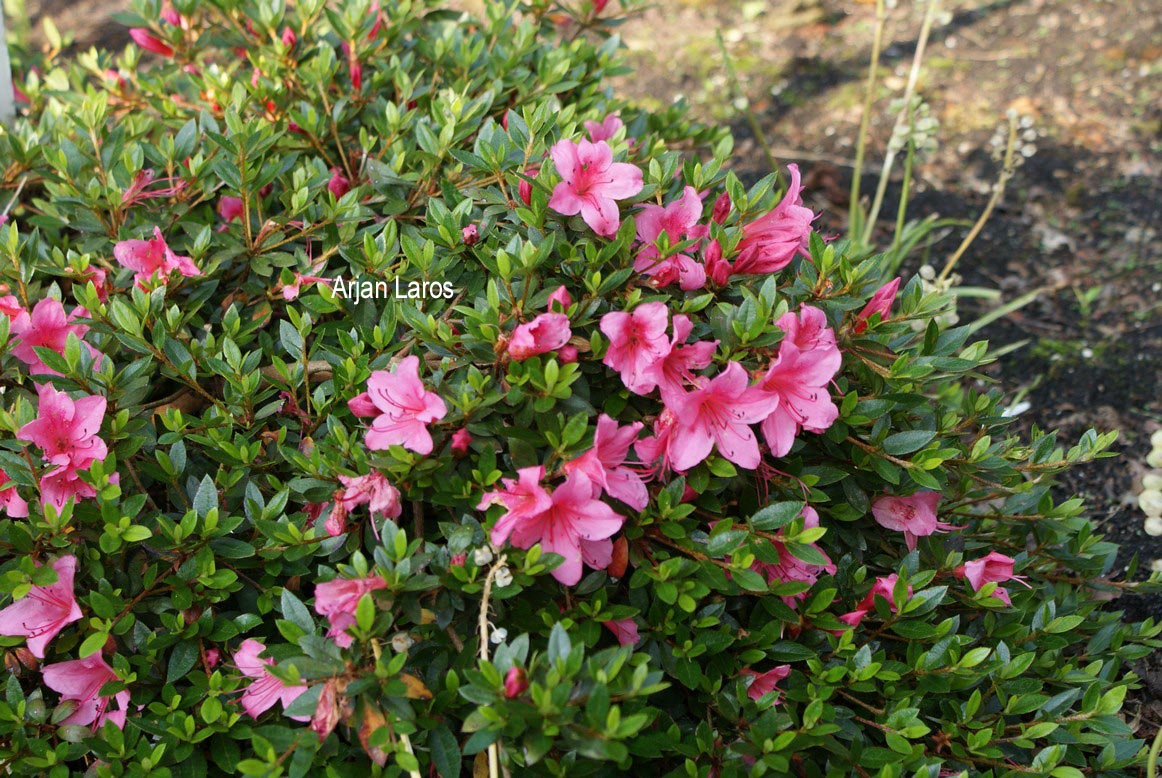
[{"xmin": 0, "ymin": 0, "xmax": 1158, "ymax": 776}]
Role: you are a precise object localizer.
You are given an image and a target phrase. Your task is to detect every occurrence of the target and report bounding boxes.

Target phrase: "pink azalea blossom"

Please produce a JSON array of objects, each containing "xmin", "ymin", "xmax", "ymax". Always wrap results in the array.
[
  {"xmin": 640, "ymin": 314, "xmax": 718, "ymax": 403},
  {"xmin": 18, "ymin": 384, "xmax": 108, "ymax": 477},
  {"xmin": 129, "ymin": 28, "xmax": 174, "ymax": 57},
  {"xmin": 664, "ymin": 362, "xmax": 778, "ymax": 471},
  {"xmin": 9, "ymin": 298, "xmax": 102, "ymax": 376},
  {"xmin": 480, "ymin": 466, "xmax": 553, "ymax": 536},
  {"xmin": 234, "ymin": 638, "xmax": 309, "ymax": 720},
  {"xmin": 758, "ymin": 306, "xmax": 842, "ymax": 457},
  {"xmin": 584, "ymin": 115, "xmax": 624, "ymax": 143},
  {"xmin": 839, "ymin": 574, "xmax": 912, "ymax": 627},
  {"xmin": 548, "ymin": 138, "xmax": 643, "ymax": 238},
  {"xmin": 310, "ymin": 679, "xmax": 341, "ymax": 742},
  {"xmin": 0, "ymin": 295, "xmax": 23, "ymax": 319},
  {"xmin": 0, "ymin": 555, "xmax": 82, "ymax": 657},
  {"xmin": 38, "ymin": 470, "xmax": 110, "ymax": 512},
  {"xmin": 634, "ymin": 408, "xmax": 680, "ymax": 477},
  {"xmin": 854, "ymin": 277, "xmax": 901, "ymax": 333},
  {"xmin": 547, "ymin": 286, "xmax": 572, "ymax": 312},
  {"xmin": 633, "ymin": 186, "xmax": 708, "ymax": 290},
  {"xmin": 41, "ymin": 654, "xmax": 130, "ymax": 730},
  {"xmin": 120, "ymin": 169, "xmax": 186, "ymax": 208},
  {"xmin": 218, "ymin": 196, "xmax": 244, "ymax": 227},
  {"xmin": 488, "ymin": 470, "xmax": 624, "ymax": 586},
  {"xmin": 314, "ymin": 575, "xmax": 388, "ymax": 648},
  {"xmin": 336, "ymin": 472, "xmax": 402, "ymax": 519},
  {"xmin": 733, "ymin": 164, "xmax": 814, "ymax": 276},
  {"xmin": 741, "ymin": 664, "xmax": 791, "ymax": 704},
  {"xmin": 563, "ymin": 415, "xmax": 648, "ymax": 511},
  {"xmin": 348, "ymin": 356, "xmax": 447, "ymax": 454},
  {"xmin": 750, "ymin": 506, "xmax": 836, "ymax": 607},
  {"xmin": 704, "ymin": 239, "xmax": 732, "ymax": 286},
  {"xmin": 872, "ymin": 492, "xmax": 961, "ymax": 551},
  {"xmin": 600, "ymin": 302, "xmax": 671, "ymax": 394},
  {"xmin": 602, "ymin": 618, "xmax": 641, "ymax": 646},
  {"xmin": 508, "ymin": 313, "xmax": 571, "ymax": 361},
  {"xmin": 0, "ymin": 470, "xmax": 28, "ymax": 518},
  {"xmin": 955, "ymin": 551, "xmax": 1030, "ymax": 598},
  {"xmin": 113, "ymin": 226, "xmax": 201, "ymax": 288}
]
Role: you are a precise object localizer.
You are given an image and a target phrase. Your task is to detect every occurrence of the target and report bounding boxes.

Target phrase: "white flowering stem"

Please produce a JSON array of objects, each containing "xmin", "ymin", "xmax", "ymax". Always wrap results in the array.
[
  {"xmin": 937, "ymin": 112, "xmax": 1018, "ymax": 284},
  {"xmin": 0, "ymin": 3, "xmax": 13, "ymax": 127},
  {"xmin": 849, "ymin": 0, "xmax": 887, "ymax": 239},
  {"xmin": 477, "ymin": 552, "xmax": 508, "ymax": 778},
  {"xmin": 861, "ymin": 0, "xmax": 941, "ymax": 245}
]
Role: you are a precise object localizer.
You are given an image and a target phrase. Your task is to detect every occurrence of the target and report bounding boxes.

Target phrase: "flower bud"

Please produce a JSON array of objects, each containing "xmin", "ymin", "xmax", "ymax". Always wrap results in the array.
[
  {"xmin": 451, "ymin": 428, "xmax": 472, "ymax": 456},
  {"xmin": 504, "ymin": 666, "xmax": 529, "ymax": 698},
  {"xmin": 461, "ymin": 224, "xmax": 479, "ymax": 246}
]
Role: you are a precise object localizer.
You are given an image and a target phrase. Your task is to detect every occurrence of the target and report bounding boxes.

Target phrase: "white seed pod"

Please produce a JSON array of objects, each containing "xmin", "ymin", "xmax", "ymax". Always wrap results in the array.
[
  {"xmin": 1139, "ymin": 489, "xmax": 1162, "ymax": 518},
  {"xmin": 1147, "ymin": 449, "xmax": 1162, "ymax": 469},
  {"xmin": 1145, "ymin": 517, "xmax": 1162, "ymax": 537},
  {"xmin": 1152, "ymin": 558, "xmax": 1162, "ymax": 573},
  {"xmin": 473, "ymin": 546, "xmax": 494, "ymax": 566},
  {"xmin": 1151, "ymin": 429, "xmax": 1162, "ymax": 448},
  {"xmin": 494, "ymin": 567, "xmax": 513, "ymax": 588},
  {"xmin": 391, "ymin": 632, "xmax": 415, "ymax": 653},
  {"xmin": 1142, "ymin": 473, "xmax": 1162, "ymax": 491},
  {"xmin": 490, "ymin": 627, "xmax": 507, "ymax": 644}
]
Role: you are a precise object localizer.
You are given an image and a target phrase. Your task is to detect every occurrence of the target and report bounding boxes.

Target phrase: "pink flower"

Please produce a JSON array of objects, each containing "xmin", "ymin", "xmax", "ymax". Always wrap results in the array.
[
  {"xmin": 73, "ymin": 265, "xmax": 110, "ymax": 302},
  {"xmin": 0, "ymin": 295, "xmax": 23, "ymax": 318},
  {"xmin": 129, "ymin": 28, "xmax": 174, "ymax": 57},
  {"xmin": 633, "ymin": 186, "xmax": 707, "ymax": 290},
  {"xmin": 337, "ymin": 472, "xmax": 402, "ymax": 519},
  {"xmin": 839, "ymin": 574, "xmax": 912, "ymax": 627},
  {"xmin": 758, "ymin": 306, "xmax": 842, "ymax": 457},
  {"xmin": 235, "ymin": 639, "xmax": 308, "ymax": 720},
  {"xmin": 664, "ymin": 362, "xmax": 778, "ymax": 471},
  {"xmin": 328, "ymin": 168, "xmax": 351, "ymax": 199},
  {"xmin": 504, "ymin": 666, "xmax": 529, "ymax": 698},
  {"xmin": 281, "ymin": 27, "xmax": 297, "ymax": 47},
  {"xmin": 548, "ymin": 138, "xmax": 643, "ymax": 238},
  {"xmin": 584, "ymin": 115, "xmax": 624, "ymax": 143},
  {"xmin": 641, "ymin": 314, "xmax": 718, "ymax": 403},
  {"xmin": 547, "ymin": 286, "xmax": 572, "ymax": 312},
  {"xmin": 750, "ymin": 506, "xmax": 836, "ymax": 607},
  {"xmin": 205, "ymin": 647, "xmax": 221, "ymax": 669},
  {"xmin": 18, "ymin": 384, "xmax": 108, "ymax": 477},
  {"xmin": 602, "ymin": 618, "xmax": 641, "ymax": 646},
  {"xmin": 854, "ymin": 277, "xmax": 901, "ymax": 333},
  {"xmin": 479, "ymin": 465, "xmax": 553, "ymax": 533},
  {"xmin": 488, "ymin": 471, "xmax": 624, "ymax": 586},
  {"xmin": 42, "ymin": 654, "xmax": 130, "ymax": 730},
  {"xmin": 508, "ymin": 313, "xmax": 571, "ymax": 361},
  {"xmin": 634, "ymin": 408, "xmax": 680, "ymax": 477},
  {"xmin": 563, "ymin": 415, "xmax": 648, "ymax": 510},
  {"xmin": 9, "ymin": 298, "xmax": 102, "ymax": 376},
  {"xmin": 451, "ymin": 428, "xmax": 473, "ymax": 456},
  {"xmin": 741, "ymin": 665, "xmax": 791, "ymax": 704},
  {"xmin": 113, "ymin": 227, "xmax": 201, "ymax": 288},
  {"xmin": 310, "ymin": 678, "xmax": 341, "ymax": 742},
  {"xmin": 160, "ymin": 1, "xmax": 181, "ymax": 26},
  {"xmin": 0, "ymin": 470, "xmax": 28, "ymax": 518},
  {"xmin": 518, "ymin": 166, "xmax": 539, "ymax": 206},
  {"xmin": 218, "ymin": 196, "xmax": 244, "ymax": 226},
  {"xmin": 955, "ymin": 551, "xmax": 1030, "ymax": 598},
  {"xmin": 461, "ymin": 224, "xmax": 479, "ymax": 246},
  {"xmin": 0, "ymin": 555, "xmax": 82, "ymax": 658},
  {"xmin": 733, "ymin": 164, "xmax": 814, "ymax": 276},
  {"xmin": 120, "ymin": 169, "xmax": 186, "ymax": 208},
  {"xmin": 711, "ymin": 192, "xmax": 731, "ymax": 224},
  {"xmin": 314, "ymin": 575, "xmax": 388, "ymax": 648},
  {"xmin": 348, "ymin": 356, "xmax": 447, "ymax": 455},
  {"xmin": 872, "ymin": 492, "xmax": 961, "ymax": 551},
  {"xmin": 600, "ymin": 302, "xmax": 671, "ymax": 394}
]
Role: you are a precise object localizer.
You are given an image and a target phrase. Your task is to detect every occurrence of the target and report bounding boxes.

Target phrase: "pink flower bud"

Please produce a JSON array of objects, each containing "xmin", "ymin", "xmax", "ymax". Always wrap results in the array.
[
  {"xmin": 450, "ymin": 552, "xmax": 467, "ymax": 567},
  {"xmin": 854, "ymin": 277, "xmax": 901, "ymax": 333},
  {"xmin": 218, "ymin": 196, "xmax": 244, "ymax": 224},
  {"xmin": 504, "ymin": 667, "xmax": 529, "ymax": 698},
  {"xmin": 461, "ymin": 225, "xmax": 479, "ymax": 246},
  {"xmin": 711, "ymin": 191, "xmax": 731, "ymax": 224},
  {"xmin": 519, "ymin": 179, "xmax": 533, "ymax": 206},
  {"xmin": 129, "ymin": 29, "xmax": 174, "ymax": 58},
  {"xmin": 281, "ymin": 27, "xmax": 297, "ymax": 47},
  {"xmin": 557, "ymin": 345, "xmax": 578, "ymax": 364},
  {"xmin": 451, "ymin": 428, "xmax": 473, "ymax": 456},
  {"xmin": 204, "ymin": 648, "xmax": 220, "ymax": 668},
  {"xmin": 547, "ymin": 286, "xmax": 572, "ymax": 311},
  {"xmin": 328, "ymin": 169, "xmax": 351, "ymax": 199}
]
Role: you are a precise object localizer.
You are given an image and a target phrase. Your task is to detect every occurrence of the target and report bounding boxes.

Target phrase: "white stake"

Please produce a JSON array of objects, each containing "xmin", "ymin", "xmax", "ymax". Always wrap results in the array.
[{"xmin": 0, "ymin": 3, "xmax": 15, "ymax": 126}]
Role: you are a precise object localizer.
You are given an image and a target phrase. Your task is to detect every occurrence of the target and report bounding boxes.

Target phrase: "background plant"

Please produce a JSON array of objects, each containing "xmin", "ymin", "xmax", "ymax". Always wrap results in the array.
[{"xmin": 0, "ymin": 0, "xmax": 1158, "ymax": 776}]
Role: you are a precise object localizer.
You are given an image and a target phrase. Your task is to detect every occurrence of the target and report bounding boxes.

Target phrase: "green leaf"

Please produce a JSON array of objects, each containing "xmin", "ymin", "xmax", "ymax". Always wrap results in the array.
[
  {"xmin": 428, "ymin": 726, "xmax": 461, "ymax": 777},
  {"xmin": 168, "ymin": 640, "xmax": 200, "ymax": 684},
  {"xmin": 547, "ymin": 623, "xmax": 571, "ymax": 664},
  {"xmin": 281, "ymin": 589, "xmax": 314, "ymax": 633},
  {"xmin": 882, "ymin": 430, "xmax": 937, "ymax": 455}
]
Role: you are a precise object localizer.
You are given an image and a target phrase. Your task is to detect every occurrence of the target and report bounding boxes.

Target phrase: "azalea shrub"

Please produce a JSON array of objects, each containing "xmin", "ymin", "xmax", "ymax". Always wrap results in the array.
[{"xmin": 0, "ymin": 0, "xmax": 1160, "ymax": 776}]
